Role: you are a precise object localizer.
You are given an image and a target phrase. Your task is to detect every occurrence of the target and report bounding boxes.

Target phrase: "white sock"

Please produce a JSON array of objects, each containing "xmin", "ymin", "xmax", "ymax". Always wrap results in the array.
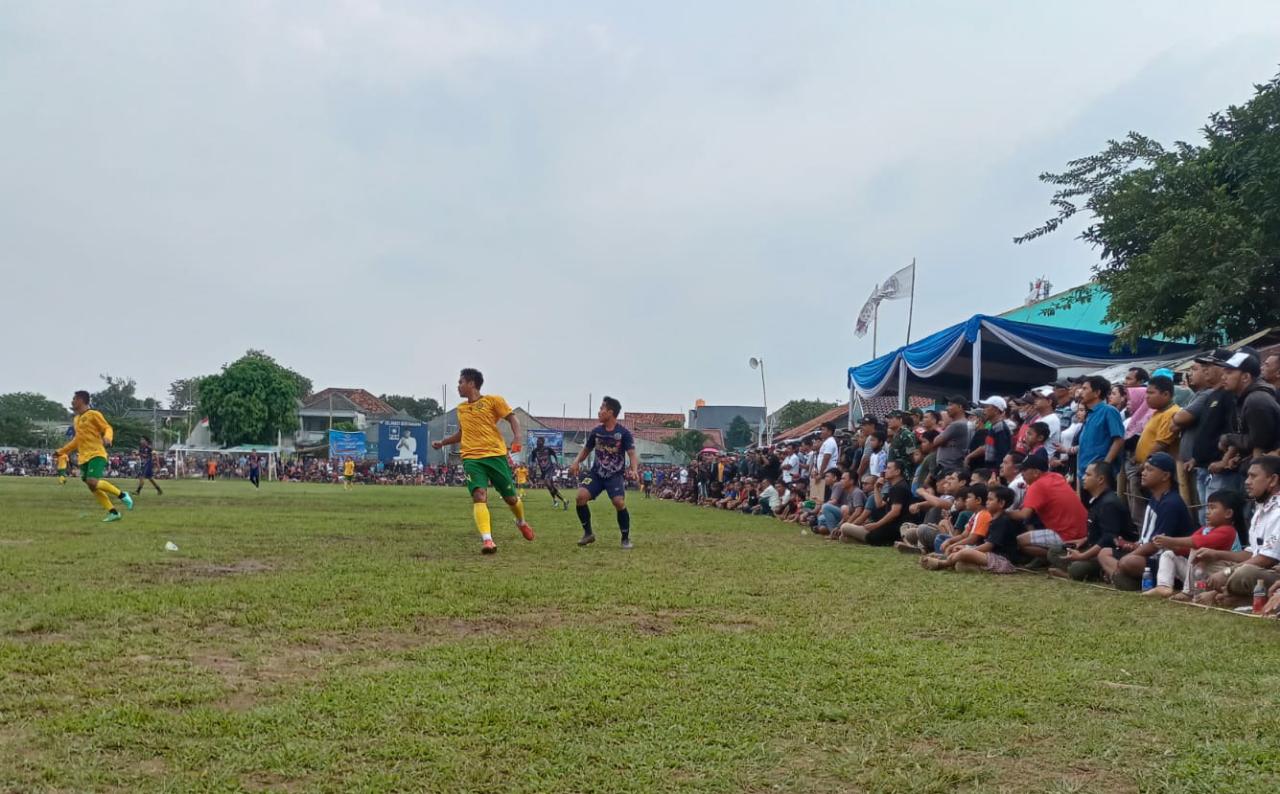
[{"xmin": 481, "ymin": 532, "xmax": 493, "ymax": 542}]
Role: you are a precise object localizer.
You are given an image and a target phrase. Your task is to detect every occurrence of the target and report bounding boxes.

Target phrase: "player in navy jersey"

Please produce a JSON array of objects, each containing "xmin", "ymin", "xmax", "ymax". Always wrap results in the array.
[
  {"xmin": 569, "ymin": 396, "xmax": 640, "ymax": 549},
  {"xmin": 529, "ymin": 436, "xmax": 568, "ymax": 509},
  {"xmin": 134, "ymin": 436, "xmax": 163, "ymax": 495},
  {"xmin": 248, "ymin": 453, "xmax": 261, "ymax": 489}
]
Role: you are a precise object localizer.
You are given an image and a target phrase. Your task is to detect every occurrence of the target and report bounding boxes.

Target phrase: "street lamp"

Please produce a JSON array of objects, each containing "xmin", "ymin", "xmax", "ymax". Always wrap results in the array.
[{"xmin": 749, "ymin": 357, "xmax": 769, "ymax": 447}]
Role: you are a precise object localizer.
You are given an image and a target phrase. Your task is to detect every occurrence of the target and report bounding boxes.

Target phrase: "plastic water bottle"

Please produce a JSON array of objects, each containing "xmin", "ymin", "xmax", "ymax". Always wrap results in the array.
[
  {"xmin": 1141, "ymin": 564, "xmax": 1154, "ymax": 592},
  {"xmin": 1253, "ymin": 579, "xmax": 1268, "ymax": 614}
]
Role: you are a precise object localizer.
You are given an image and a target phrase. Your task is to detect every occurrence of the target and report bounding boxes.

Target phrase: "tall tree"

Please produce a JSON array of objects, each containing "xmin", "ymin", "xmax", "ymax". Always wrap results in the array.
[
  {"xmin": 0, "ymin": 413, "xmax": 39, "ymax": 446},
  {"xmin": 0, "ymin": 392, "xmax": 69, "ymax": 422},
  {"xmin": 725, "ymin": 415, "xmax": 753, "ymax": 449},
  {"xmin": 380, "ymin": 394, "xmax": 443, "ymax": 422},
  {"xmin": 1017, "ymin": 73, "xmax": 1280, "ymax": 346},
  {"xmin": 662, "ymin": 429, "xmax": 708, "ymax": 460},
  {"xmin": 774, "ymin": 400, "xmax": 838, "ymax": 433},
  {"xmin": 91, "ymin": 374, "xmax": 143, "ymax": 416},
  {"xmin": 242, "ymin": 349, "xmax": 312, "ymax": 400},
  {"xmin": 168, "ymin": 377, "xmax": 204, "ymax": 411},
  {"xmin": 198, "ymin": 353, "xmax": 302, "ymax": 446}
]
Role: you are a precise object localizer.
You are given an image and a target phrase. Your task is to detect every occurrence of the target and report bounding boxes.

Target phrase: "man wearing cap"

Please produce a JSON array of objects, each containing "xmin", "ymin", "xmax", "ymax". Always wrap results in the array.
[
  {"xmin": 965, "ymin": 396, "xmax": 1011, "ymax": 470},
  {"xmin": 1008, "ymin": 451, "xmax": 1088, "ymax": 560},
  {"xmin": 1051, "ymin": 379, "xmax": 1076, "ymax": 432},
  {"xmin": 1076, "ymin": 375, "xmax": 1126, "ymax": 491},
  {"xmin": 1109, "ymin": 452, "xmax": 1195, "ymax": 590},
  {"xmin": 1122, "ymin": 375, "xmax": 1182, "ymax": 524},
  {"xmin": 1175, "ymin": 352, "xmax": 1239, "ymax": 524},
  {"xmin": 1219, "ymin": 351, "xmax": 1280, "ymax": 468},
  {"xmin": 922, "ymin": 396, "xmax": 971, "ymax": 474},
  {"xmin": 885, "ymin": 411, "xmax": 919, "ymax": 480}
]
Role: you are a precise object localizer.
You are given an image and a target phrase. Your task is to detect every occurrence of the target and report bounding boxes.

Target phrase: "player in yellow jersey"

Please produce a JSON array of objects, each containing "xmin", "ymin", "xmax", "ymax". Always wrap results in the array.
[
  {"xmin": 431, "ymin": 368, "xmax": 534, "ymax": 554},
  {"xmin": 515, "ymin": 463, "xmax": 529, "ymax": 498},
  {"xmin": 56, "ymin": 450, "xmax": 69, "ymax": 485},
  {"xmin": 342, "ymin": 457, "xmax": 355, "ymax": 490},
  {"xmin": 56, "ymin": 390, "xmax": 134, "ymax": 522}
]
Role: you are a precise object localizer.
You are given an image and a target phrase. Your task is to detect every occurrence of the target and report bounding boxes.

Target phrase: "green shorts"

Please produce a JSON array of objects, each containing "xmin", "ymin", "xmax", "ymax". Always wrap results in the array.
[
  {"xmin": 81, "ymin": 456, "xmax": 107, "ymax": 481},
  {"xmin": 463, "ymin": 456, "xmax": 517, "ymax": 499},
  {"xmin": 57, "ymin": 467, "xmax": 67, "ymax": 476}
]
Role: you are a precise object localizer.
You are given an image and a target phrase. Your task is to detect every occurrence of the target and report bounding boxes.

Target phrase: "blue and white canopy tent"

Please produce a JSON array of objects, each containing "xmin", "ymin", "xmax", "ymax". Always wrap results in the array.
[{"xmin": 847, "ymin": 314, "xmax": 1199, "ymax": 407}]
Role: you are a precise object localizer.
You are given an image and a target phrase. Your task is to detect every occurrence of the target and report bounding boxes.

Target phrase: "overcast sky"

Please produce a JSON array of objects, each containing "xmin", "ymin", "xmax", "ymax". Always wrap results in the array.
[{"xmin": 4, "ymin": 2, "xmax": 1279, "ymax": 416}]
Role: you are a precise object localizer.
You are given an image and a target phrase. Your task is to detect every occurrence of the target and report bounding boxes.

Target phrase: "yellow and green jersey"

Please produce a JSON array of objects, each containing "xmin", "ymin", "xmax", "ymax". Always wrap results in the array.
[
  {"xmin": 58, "ymin": 410, "xmax": 112, "ymax": 463},
  {"xmin": 343, "ymin": 460, "xmax": 355, "ymax": 476},
  {"xmin": 456, "ymin": 394, "xmax": 513, "ymax": 460},
  {"xmin": 55, "ymin": 452, "xmax": 69, "ymax": 471}
]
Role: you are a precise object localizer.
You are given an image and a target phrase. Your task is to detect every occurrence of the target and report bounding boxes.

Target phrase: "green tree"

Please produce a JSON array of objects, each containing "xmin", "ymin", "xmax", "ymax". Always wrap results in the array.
[
  {"xmin": 243, "ymin": 349, "xmax": 312, "ymax": 400},
  {"xmin": 168, "ymin": 377, "xmax": 204, "ymax": 411},
  {"xmin": 725, "ymin": 415, "xmax": 753, "ymax": 449},
  {"xmin": 661, "ymin": 429, "xmax": 708, "ymax": 460},
  {"xmin": 0, "ymin": 413, "xmax": 39, "ymax": 446},
  {"xmin": 91, "ymin": 374, "xmax": 143, "ymax": 416},
  {"xmin": 198, "ymin": 353, "xmax": 302, "ymax": 446},
  {"xmin": 774, "ymin": 400, "xmax": 838, "ymax": 433},
  {"xmin": 332, "ymin": 421, "xmax": 359, "ymax": 432},
  {"xmin": 0, "ymin": 392, "xmax": 69, "ymax": 422},
  {"xmin": 1016, "ymin": 73, "xmax": 1280, "ymax": 346},
  {"xmin": 380, "ymin": 394, "xmax": 443, "ymax": 422},
  {"xmin": 106, "ymin": 416, "xmax": 152, "ymax": 450},
  {"xmin": 661, "ymin": 419, "xmax": 683, "ymax": 428}
]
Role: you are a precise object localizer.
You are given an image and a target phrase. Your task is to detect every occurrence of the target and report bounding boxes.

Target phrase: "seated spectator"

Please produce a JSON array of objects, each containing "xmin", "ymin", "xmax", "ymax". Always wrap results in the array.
[
  {"xmin": 1149, "ymin": 490, "xmax": 1247, "ymax": 600},
  {"xmin": 845, "ymin": 474, "xmax": 879, "ymax": 526},
  {"xmin": 1010, "ymin": 452, "xmax": 1088, "ymax": 561},
  {"xmin": 1049, "ymin": 461, "xmax": 1135, "ymax": 581},
  {"xmin": 920, "ymin": 485, "xmax": 1020, "ymax": 574},
  {"xmin": 932, "ymin": 483, "xmax": 990, "ymax": 555},
  {"xmin": 753, "ymin": 478, "xmax": 780, "ymax": 516},
  {"xmin": 1193, "ymin": 455, "xmax": 1280, "ymax": 608},
  {"xmin": 837, "ymin": 459, "xmax": 913, "ymax": 545},
  {"xmin": 999, "ymin": 452, "xmax": 1028, "ymax": 508},
  {"xmin": 897, "ymin": 472, "xmax": 961, "ymax": 553},
  {"xmin": 815, "ymin": 470, "xmax": 848, "ymax": 534},
  {"xmin": 1110, "ymin": 452, "xmax": 1196, "ymax": 591}
]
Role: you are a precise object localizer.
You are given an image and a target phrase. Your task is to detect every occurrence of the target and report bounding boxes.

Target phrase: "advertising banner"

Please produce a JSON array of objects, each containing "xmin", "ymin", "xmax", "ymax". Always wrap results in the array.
[
  {"xmin": 328, "ymin": 430, "xmax": 367, "ymax": 460},
  {"xmin": 377, "ymin": 422, "xmax": 428, "ymax": 465}
]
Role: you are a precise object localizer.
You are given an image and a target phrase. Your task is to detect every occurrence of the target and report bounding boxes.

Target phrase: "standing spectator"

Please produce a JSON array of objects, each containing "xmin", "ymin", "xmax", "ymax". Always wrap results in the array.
[
  {"xmin": 885, "ymin": 411, "xmax": 918, "ymax": 480},
  {"xmin": 1194, "ymin": 456, "xmax": 1280, "ymax": 608},
  {"xmin": 1076, "ymin": 375, "xmax": 1126, "ymax": 487},
  {"xmin": 1260, "ymin": 351, "xmax": 1280, "ymax": 393},
  {"xmin": 1111, "ymin": 453, "xmax": 1195, "ymax": 590},
  {"xmin": 1219, "ymin": 351, "xmax": 1280, "ymax": 468},
  {"xmin": 1176, "ymin": 353, "xmax": 1239, "ymax": 524},
  {"xmin": 1051, "ymin": 379, "xmax": 1077, "ymax": 432},
  {"xmin": 813, "ymin": 422, "xmax": 840, "ymax": 479},
  {"xmin": 965, "ymin": 397, "xmax": 1011, "ymax": 471},
  {"xmin": 923, "ymin": 396, "xmax": 971, "ymax": 474},
  {"xmin": 1049, "ymin": 461, "xmax": 1135, "ymax": 581},
  {"xmin": 1126, "ymin": 375, "xmax": 1182, "ymax": 524}
]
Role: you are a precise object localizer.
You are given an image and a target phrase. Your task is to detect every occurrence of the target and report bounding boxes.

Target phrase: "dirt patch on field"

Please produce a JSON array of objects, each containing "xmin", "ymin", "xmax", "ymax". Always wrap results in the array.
[{"xmin": 127, "ymin": 558, "xmax": 275, "ymax": 583}]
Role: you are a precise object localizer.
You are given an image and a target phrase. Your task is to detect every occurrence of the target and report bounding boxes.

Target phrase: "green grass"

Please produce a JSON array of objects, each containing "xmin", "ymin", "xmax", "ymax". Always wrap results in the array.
[{"xmin": 2, "ymin": 478, "xmax": 1279, "ymax": 793}]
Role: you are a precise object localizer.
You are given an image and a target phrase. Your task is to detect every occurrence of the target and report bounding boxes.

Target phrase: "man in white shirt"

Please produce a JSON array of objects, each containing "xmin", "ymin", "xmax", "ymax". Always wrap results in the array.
[
  {"xmin": 1195, "ymin": 455, "xmax": 1280, "ymax": 607},
  {"xmin": 1030, "ymin": 389, "xmax": 1062, "ymax": 456},
  {"xmin": 678, "ymin": 467, "xmax": 688, "ymax": 486},
  {"xmin": 782, "ymin": 443, "xmax": 800, "ymax": 485},
  {"xmin": 814, "ymin": 422, "xmax": 839, "ymax": 477}
]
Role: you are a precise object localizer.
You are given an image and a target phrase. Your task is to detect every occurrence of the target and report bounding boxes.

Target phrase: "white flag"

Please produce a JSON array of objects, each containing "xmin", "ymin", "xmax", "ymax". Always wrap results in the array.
[
  {"xmin": 878, "ymin": 262, "xmax": 915, "ymax": 301},
  {"xmin": 854, "ymin": 287, "xmax": 881, "ymax": 338}
]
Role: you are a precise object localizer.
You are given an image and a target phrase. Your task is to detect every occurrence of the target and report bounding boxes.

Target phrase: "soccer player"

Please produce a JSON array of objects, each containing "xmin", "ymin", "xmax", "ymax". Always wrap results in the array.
[
  {"xmin": 248, "ymin": 453, "xmax": 261, "ymax": 489},
  {"xmin": 342, "ymin": 457, "xmax": 355, "ymax": 490},
  {"xmin": 529, "ymin": 436, "xmax": 568, "ymax": 509},
  {"xmin": 515, "ymin": 462, "xmax": 529, "ymax": 498},
  {"xmin": 569, "ymin": 397, "xmax": 640, "ymax": 549},
  {"xmin": 430, "ymin": 368, "xmax": 535, "ymax": 554},
  {"xmin": 55, "ymin": 390, "xmax": 133, "ymax": 522},
  {"xmin": 135, "ymin": 435, "xmax": 163, "ymax": 495},
  {"xmin": 56, "ymin": 449, "xmax": 69, "ymax": 485}
]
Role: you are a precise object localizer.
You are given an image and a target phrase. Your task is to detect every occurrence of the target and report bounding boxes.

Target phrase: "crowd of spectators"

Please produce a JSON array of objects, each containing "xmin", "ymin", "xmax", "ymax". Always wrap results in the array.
[{"xmin": 649, "ymin": 347, "xmax": 1280, "ymax": 617}]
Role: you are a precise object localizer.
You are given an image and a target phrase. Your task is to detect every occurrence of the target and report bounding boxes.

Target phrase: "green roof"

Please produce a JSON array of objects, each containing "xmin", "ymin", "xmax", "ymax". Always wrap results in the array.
[{"xmin": 998, "ymin": 283, "xmax": 1114, "ymax": 334}]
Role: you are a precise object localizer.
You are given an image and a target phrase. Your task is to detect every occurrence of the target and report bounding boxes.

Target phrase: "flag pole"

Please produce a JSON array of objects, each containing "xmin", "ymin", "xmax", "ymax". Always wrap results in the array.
[
  {"xmin": 872, "ymin": 302, "xmax": 879, "ymax": 358},
  {"xmin": 905, "ymin": 257, "xmax": 916, "ymax": 344}
]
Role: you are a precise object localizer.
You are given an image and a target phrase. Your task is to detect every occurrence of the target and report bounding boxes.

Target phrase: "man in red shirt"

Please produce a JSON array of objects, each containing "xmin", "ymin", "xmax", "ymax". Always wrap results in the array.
[{"xmin": 1007, "ymin": 452, "xmax": 1088, "ymax": 560}]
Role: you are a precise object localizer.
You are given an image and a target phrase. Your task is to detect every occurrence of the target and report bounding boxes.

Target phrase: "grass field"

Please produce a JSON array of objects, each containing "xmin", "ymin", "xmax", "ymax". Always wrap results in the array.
[{"xmin": 2, "ymin": 478, "xmax": 1279, "ymax": 793}]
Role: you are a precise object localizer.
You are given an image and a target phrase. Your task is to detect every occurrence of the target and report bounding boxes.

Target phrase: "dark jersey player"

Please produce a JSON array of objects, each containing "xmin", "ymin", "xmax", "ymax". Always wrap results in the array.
[
  {"xmin": 248, "ymin": 453, "xmax": 261, "ymax": 489},
  {"xmin": 529, "ymin": 437, "xmax": 568, "ymax": 510},
  {"xmin": 135, "ymin": 436, "xmax": 163, "ymax": 495},
  {"xmin": 569, "ymin": 396, "xmax": 640, "ymax": 549}
]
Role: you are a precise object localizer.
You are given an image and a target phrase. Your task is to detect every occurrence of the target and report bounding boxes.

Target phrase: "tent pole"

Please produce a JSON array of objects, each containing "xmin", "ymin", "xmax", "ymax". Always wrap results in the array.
[
  {"xmin": 971, "ymin": 331, "xmax": 983, "ymax": 404},
  {"xmin": 898, "ymin": 358, "xmax": 908, "ymax": 411},
  {"xmin": 848, "ymin": 383, "xmax": 856, "ymax": 431}
]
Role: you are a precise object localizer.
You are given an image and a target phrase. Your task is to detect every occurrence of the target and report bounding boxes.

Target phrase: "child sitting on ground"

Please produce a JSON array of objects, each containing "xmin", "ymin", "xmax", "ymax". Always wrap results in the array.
[{"xmin": 922, "ymin": 485, "xmax": 1019, "ymax": 574}]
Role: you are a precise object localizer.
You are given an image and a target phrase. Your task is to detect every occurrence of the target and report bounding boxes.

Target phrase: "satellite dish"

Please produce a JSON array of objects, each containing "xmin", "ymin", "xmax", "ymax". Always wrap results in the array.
[{"xmin": 749, "ymin": 357, "xmax": 760, "ymax": 369}]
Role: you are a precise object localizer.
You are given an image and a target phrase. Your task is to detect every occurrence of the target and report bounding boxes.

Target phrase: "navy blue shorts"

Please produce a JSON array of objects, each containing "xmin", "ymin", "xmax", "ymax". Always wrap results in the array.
[
  {"xmin": 581, "ymin": 472, "xmax": 626, "ymax": 500},
  {"xmin": 142, "ymin": 462, "xmax": 154, "ymax": 478}
]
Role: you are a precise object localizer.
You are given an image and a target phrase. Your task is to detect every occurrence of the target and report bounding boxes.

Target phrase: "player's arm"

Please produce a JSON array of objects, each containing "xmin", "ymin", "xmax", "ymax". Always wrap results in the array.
[
  {"xmin": 504, "ymin": 412, "xmax": 522, "ymax": 452},
  {"xmin": 432, "ymin": 430, "xmax": 462, "ymax": 449},
  {"xmin": 627, "ymin": 446, "xmax": 640, "ymax": 481},
  {"xmin": 94, "ymin": 411, "xmax": 114, "ymax": 447}
]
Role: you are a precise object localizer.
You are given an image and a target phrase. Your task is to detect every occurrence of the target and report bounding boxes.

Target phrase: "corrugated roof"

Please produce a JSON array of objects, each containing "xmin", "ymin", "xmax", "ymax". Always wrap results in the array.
[
  {"xmin": 624, "ymin": 412, "xmax": 684, "ymax": 428},
  {"xmin": 307, "ymin": 388, "xmax": 396, "ymax": 417},
  {"xmin": 533, "ymin": 416, "xmax": 598, "ymax": 433}
]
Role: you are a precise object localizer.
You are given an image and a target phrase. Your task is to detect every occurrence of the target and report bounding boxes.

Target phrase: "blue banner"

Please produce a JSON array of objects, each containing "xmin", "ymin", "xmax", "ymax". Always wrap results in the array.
[
  {"xmin": 526, "ymin": 429, "xmax": 564, "ymax": 454},
  {"xmin": 378, "ymin": 422, "xmax": 428, "ymax": 465},
  {"xmin": 328, "ymin": 430, "xmax": 367, "ymax": 460}
]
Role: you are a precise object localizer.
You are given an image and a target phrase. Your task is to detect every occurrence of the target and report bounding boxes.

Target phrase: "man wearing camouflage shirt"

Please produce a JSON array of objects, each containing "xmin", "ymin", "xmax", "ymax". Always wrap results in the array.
[{"xmin": 886, "ymin": 410, "xmax": 920, "ymax": 480}]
